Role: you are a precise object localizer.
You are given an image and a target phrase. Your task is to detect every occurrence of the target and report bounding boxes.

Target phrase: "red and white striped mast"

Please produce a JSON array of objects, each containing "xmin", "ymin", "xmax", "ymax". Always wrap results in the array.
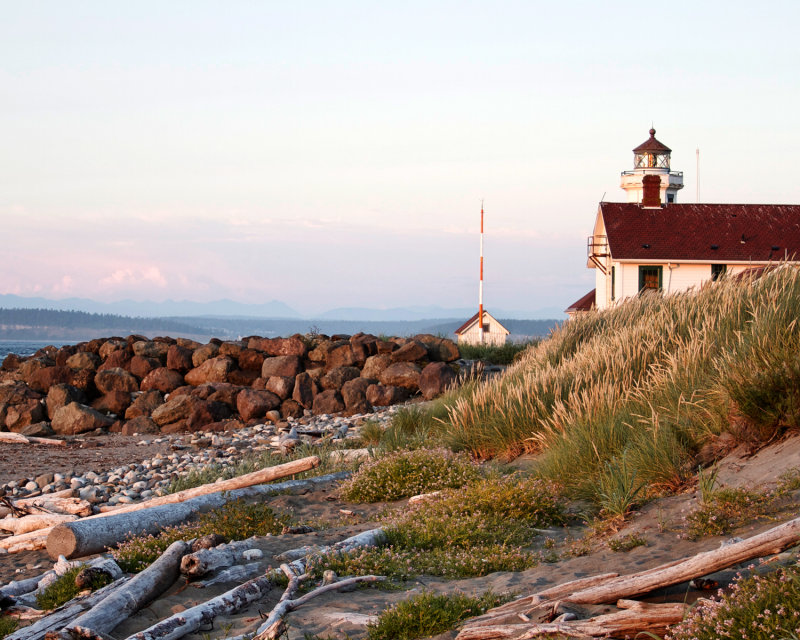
[{"xmin": 478, "ymin": 199, "xmax": 485, "ymax": 344}]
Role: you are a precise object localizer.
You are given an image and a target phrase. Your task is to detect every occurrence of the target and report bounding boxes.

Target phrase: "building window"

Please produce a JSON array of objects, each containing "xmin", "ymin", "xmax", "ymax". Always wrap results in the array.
[
  {"xmin": 667, "ymin": 193, "xmax": 675, "ymax": 203},
  {"xmin": 611, "ymin": 266, "xmax": 616, "ymax": 301},
  {"xmin": 482, "ymin": 324, "xmax": 490, "ymax": 332},
  {"xmin": 711, "ymin": 264, "xmax": 727, "ymax": 281},
  {"xmin": 638, "ymin": 266, "xmax": 663, "ymax": 291}
]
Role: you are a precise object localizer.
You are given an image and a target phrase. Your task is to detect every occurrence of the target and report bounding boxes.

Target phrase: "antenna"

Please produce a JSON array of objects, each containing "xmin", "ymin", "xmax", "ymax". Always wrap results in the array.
[
  {"xmin": 696, "ymin": 147, "xmax": 700, "ymax": 203},
  {"xmin": 478, "ymin": 200, "xmax": 484, "ymax": 344}
]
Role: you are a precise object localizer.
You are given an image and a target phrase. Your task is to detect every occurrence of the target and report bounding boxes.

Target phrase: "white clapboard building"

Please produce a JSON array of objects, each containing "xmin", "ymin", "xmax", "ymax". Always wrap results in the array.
[{"xmin": 454, "ymin": 311, "xmax": 510, "ymax": 346}]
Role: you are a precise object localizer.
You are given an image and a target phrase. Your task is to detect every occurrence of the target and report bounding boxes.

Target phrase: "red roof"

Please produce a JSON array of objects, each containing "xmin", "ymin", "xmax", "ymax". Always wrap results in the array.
[
  {"xmin": 632, "ymin": 128, "xmax": 672, "ymax": 154},
  {"xmin": 565, "ymin": 289, "xmax": 596, "ymax": 313},
  {"xmin": 600, "ymin": 202, "xmax": 800, "ymax": 262},
  {"xmin": 454, "ymin": 311, "xmax": 509, "ymax": 335}
]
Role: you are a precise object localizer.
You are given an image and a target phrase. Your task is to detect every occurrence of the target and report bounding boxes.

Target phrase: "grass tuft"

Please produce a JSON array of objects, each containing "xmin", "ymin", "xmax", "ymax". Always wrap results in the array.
[
  {"xmin": 0, "ymin": 617, "xmax": 19, "ymax": 640},
  {"xmin": 36, "ymin": 565, "xmax": 112, "ymax": 610}
]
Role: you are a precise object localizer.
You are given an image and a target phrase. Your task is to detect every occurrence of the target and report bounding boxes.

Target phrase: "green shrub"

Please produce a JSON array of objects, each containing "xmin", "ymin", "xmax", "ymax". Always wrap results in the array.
[
  {"xmin": 458, "ymin": 341, "xmax": 537, "ymax": 365},
  {"xmin": 686, "ymin": 487, "xmax": 767, "ymax": 540},
  {"xmin": 366, "ymin": 590, "xmax": 509, "ymax": 640},
  {"xmin": 607, "ymin": 533, "xmax": 647, "ymax": 552},
  {"xmin": 0, "ymin": 616, "xmax": 19, "ymax": 640},
  {"xmin": 36, "ymin": 565, "xmax": 113, "ymax": 610},
  {"xmin": 112, "ymin": 499, "xmax": 290, "ymax": 572},
  {"xmin": 666, "ymin": 565, "xmax": 800, "ymax": 640},
  {"xmin": 338, "ymin": 448, "xmax": 480, "ymax": 502}
]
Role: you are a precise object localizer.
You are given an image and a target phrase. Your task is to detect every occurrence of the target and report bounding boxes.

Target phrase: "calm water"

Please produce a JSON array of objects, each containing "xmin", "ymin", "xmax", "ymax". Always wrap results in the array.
[{"xmin": 0, "ymin": 340, "xmax": 73, "ymax": 361}]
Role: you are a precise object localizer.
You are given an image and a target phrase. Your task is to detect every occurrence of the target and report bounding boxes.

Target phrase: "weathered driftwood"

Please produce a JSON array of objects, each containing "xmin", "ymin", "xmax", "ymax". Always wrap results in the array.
[
  {"xmin": 180, "ymin": 538, "xmax": 261, "ymax": 577},
  {"xmin": 5, "ymin": 471, "xmax": 349, "ymax": 557},
  {"xmin": 0, "ymin": 572, "xmax": 55, "ymax": 600},
  {"xmin": 457, "ymin": 600, "xmax": 691, "ymax": 640},
  {"xmin": 15, "ymin": 497, "xmax": 92, "ymax": 517},
  {"xmin": 0, "ymin": 433, "xmax": 65, "ymax": 446},
  {"xmin": 190, "ymin": 562, "xmax": 262, "ymax": 588},
  {"xmin": 6, "ymin": 577, "xmax": 130, "ymax": 640},
  {"xmin": 251, "ymin": 564, "xmax": 385, "ymax": 640},
  {"xmin": 1, "ymin": 514, "xmax": 78, "ymax": 535},
  {"xmin": 276, "ymin": 527, "xmax": 387, "ymax": 562},
  {"xmin": 124, "ymin": 570, "xmax": 276, "ymax": 640},
  {"xmin": 46, "ymin": 541, "xmax": 189, "ymax": 640}
]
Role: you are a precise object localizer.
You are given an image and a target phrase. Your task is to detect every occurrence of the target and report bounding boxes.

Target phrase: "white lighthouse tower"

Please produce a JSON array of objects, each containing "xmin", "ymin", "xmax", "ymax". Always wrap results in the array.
[{"xmin": 620, "ymin": 128, "xmax": 684, "ymax": 204}]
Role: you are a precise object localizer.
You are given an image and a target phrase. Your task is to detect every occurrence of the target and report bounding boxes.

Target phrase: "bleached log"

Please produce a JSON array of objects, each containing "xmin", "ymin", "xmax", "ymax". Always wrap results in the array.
[
  {"xmin": 180, "ymin": 539, "xmax": 261, "ymax": 577},
  {"xmin": 408, "ymin": 491, "xmax": 441, "ymax": 505},
  {"xmin": 190, "ymin": 563, "xmax": 262, "ymax": 588},
  {"xmin": 1, "ymin": 514, "xmax": 78, "ymax": 535},
  {"xmin": 6, "ymin": 577, "xmax": 130, "ymax": 640},
  {"xmin": 276, "ymin": 527, "xmax": 387, "ymax": 562},
  {"xmin": 1, "ymin": 572, "xmax": 55, "ymax": 599},
  {"xmin": 0, "ymin": 529, "xmax": 51, "ymax": 553},
  {"xmin": 0, "ymin": 433, "xmax": 65, "ymax": 446},
  {"xmin": 47, "ymin": 540, "xmax": 189, "ymax": 640},
  {"xmin": 328, "ymin": 448, "xmax": 372, "ymax": 464},
  {"xmin": 124, "ymin": 570, "xmax": 276, "ymax": 640},
  {"xmin": 456, "ymin": 600, "xmax": 690, "ymax": 640},
  {"xmin": 14, "ymin": 497, "xmax": 92, "ymax": 517}
]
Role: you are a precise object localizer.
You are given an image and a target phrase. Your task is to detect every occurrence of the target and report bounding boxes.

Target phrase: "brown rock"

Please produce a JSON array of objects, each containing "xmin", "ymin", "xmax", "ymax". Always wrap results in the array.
[
  {"xmin": 125, "ymin": 390, "xmax": 165, "ymax": 419},
  {"xmin": 312, "ymin": 389, "xmax": 345, "ymax": 414},
  {"xmin": 184, "ymin": 356, "xmax": 235, "ymax": 385},
  {"xmin": 27, "ymin": 366, "xmax": 73, "ymax": 394},
  {"xmin": 366, "ymin": 384, "xmax": 410, "ymax": 406},
  {"xmin": 362, "ymin": 354, "xmax": 392, "ymax": 380},
  {"xmin": 237, "ymin": 388, "xmax": 281, "ymax": 421},
  {"xmin": 219, "ymin": 341, "xmax": 245, "ymax": 358},
  {"xmin": 187, "ymin": 400, "xmax": 231, "ymax": 431},
  {"xmin": 176, "ymin": 337, "xmax": 202, "ymax": 349},
  {"xmin": 18, "ymin": 356, "xmax": 54, "ymax": 383},
  {"xmin": 280, "ymin": 399, "xmax": 304, "ymax": 419},
  {"xmin": 159, "ymin": 419, "xmax": 189, "ymax": 434},
  {"xmin": 65, "ymin": 352, "xmax": 101, "ymax": 372},
  {"xmin": 425, "ymin": 337, "xmax": 460, "ymax": 362},
  {"xmin": 227, "ymin": 369, "xmax": 259, "ymax": 387},
  {"xmin": 0, "ymin": 381, "xmax": 41, "ymax": 405},
  {"xmin": 122, "ymin": 416, "xmax": 159, "ymax": 435},
  {"xmin": 247, "ymin": 336, "xmax": 308, "ymax": 358},
  {"xmin": 167, "ymin": 344, "xmax": 194, "ymax": 373},
  {"xmin": 292, "ymin": 372, "xmax": 316, "ymax": 409},
  {"xmin": 350, "ymin": 334, "xmax": 379, "ymax": 364},
  {"xmin": 1, "ymin": 353, "xmax": 23, "ymax": 371},
  {"xmin": 91, "ymin": 390, "xmax": 132, "ymax": 416},
  {"xmin": 418, "ymin": 362, "xmax": 457, "ymax": 400},
  {"xmin": 237, "ymin": 349, "xmax": 266, "ymax": 372},
  {"xmin": 129, "ymin": 355, "xmax": 161, "ymax": 380},
  {"xmin": 204, "ymin": 383, "xmax": 242, "ymax": 408},
  {"xmin": 69, "ymin": 369, "xmax": 96, "ymax": 395},
  {"xmin": 20, "ymin": 421, "xmax": 54, "ymax": 437},
  {"xmin": 46, "ymin": 384, "xmax": 88, "ymax": 420},
  {"xmin": 132, "ymin": 341, "xmax": 169, "ymax": 362},
  {"xmin": 141, "ymin": 367, "xmax": 185, "ymax": 394},
  {"xmin": 265, "ymin": 376, "xmax": 295, "ymax": 400},
  {"xmin": 51, "ymin": 402, "xmax": 113, "ymax": 435},
  {"xmin": 375, "ymin": 340, "xmax": 399, "ymax": 355},
  {"xmin": 261, "ymin": 355, "xmax": 303, "ymax": 378},
  {"xmin": 326, "ymin": 344, "xmax": 357, "ymax": 369},
  {"xmin": 390, "ymin": 340, "xmax": 428, "ymax": 363},
  {"xmin": 380, "ymin": 362, "xmax": 422, "ymax": 390},
  {"xmin": 192, "ymin": 343, "xmax": 220, "ymax": 367},
  {"xmin": 97, "ymin": 349, "xmax": 131, "ymax": 372},
  {"xmin": 5, "ymin": 398, "xmax": 46, "ymax": 432},
  {"xmin": 99, "ymin": 339, "xmax": 128, "ymax": 360},
  {"xmin": 95, "ymin": 367, "xmax": 139, "ymax": 394},
  {"xmin": 321, "ymin": 366, "xmax": 361, "ymax": 391},
  {"xmin": 151, "ymin": 394, "xmax": 205, "ymax": 427},
  {"xmin": 341, "ymin": 378, "xmax": 372, "ymax": 414}
]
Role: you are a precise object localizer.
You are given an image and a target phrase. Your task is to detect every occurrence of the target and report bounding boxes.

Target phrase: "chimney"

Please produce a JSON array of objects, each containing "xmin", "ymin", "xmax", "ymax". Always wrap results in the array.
[{"xmin": 642, "ymin": 174, "xmax": 662, "ymax": 207}]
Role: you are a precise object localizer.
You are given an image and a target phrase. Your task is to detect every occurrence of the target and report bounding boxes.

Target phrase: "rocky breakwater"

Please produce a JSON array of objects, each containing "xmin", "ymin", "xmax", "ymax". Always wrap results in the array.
[{"xmin": 0, "ymin": 332, "xmax": 460, "ymax": 438}]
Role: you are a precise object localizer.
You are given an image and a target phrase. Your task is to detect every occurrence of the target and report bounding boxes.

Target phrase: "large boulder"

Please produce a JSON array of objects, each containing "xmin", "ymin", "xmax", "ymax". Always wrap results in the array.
[
  {"xmin": 237, "ymin": 348, "xmax": 266, "ymax": 372},
  {"xmin": 184, "ymin": 356, "xmax": 235, "ymax": 386},
  {"xmin": 95, "ymin": 368, "xmax": 139, "ymax": 394},
  {"xmin": 390, "ymin": 340, "xmax": 428, "ymax": 363},
  {"xmin": 151, "ymin": 394, "xmax": 205, "ymax": 427},
  {"xmin": 91, "ymin": 391, "xmax": 132, "ymax": 416},
  {"xmin": 166, "ymin": 344, "xmax": 194, "ymax": 373},
  {"xmin": 1, "ymin": 353, "xmax": 23, "ymax": 371},
  {"xmin": 132, "ymin": 340, "xmax": 169, "ymax": 362},
  {"xmin": 97, "ymin": 349, "xmax": 131, "ymax": 372},
  {"xmin": 261, "ymin": 356, "xmax": 303, "ymax": 378},
  {"xmin": 122, "ymin": 416, "xmax": 159, "ymax": 435},
  {"xmin": 51, "ymin": 402, "xmax": 113, "ymax": 435},
  {"xmin": 321, "ymin": 366, "xmax": 360, "ymax": 391},
  {"xmin": 192, "ymin": 343, "xmax": 220, "ymax": 367},
  {"xmin": 228, "ymin": 369, "xmax": 259, "ymax": 387},
  {"xmin": 366, "ymin": 384, "xmax": 410, "ymax": 406},
  {"xmin": 140, "ymin": 367, "xmax": 185, "ymax": 394},
  {"xmin": 312, "ymin": 389, "xmax": 345, "ymax": 415},
  {"xmin": 362, "ymin": 354, "xmax": 392, "ymax": 380},
  {"xmin": 350, "ymin": 334, "xmax": 379, "ymax": 365},
  {"xmin": 65, "ymin": 352, "xmax": 101, "ymax": 372},
  {"xmin": 326, "ymin": 344, "xmax": 357, "ymax": 369},
  {"xmin": 419, "ymin": 362, "xmax": 457, "ymax": 400},
  {"xmin": 98, "ymin": 339, "xmax": 128, "ymax": 360},
  {"xmin": 341, "ymin": 378, "xmax": 372, "ymax": 414},
  {"xmin": 27, "ymin": 366, "xmax": 73, "ymax": 394},
  {"xmin": 380, "ymin": 362, "xmax": 422, "ymax": 391},
  {"xmin": 292, "ymin": 372, "xmax": 317, "ymax": 409},
  {"xmin": 205, "ymin": 383, "xmax": 243, "ymax": 408},
  {"xmin": 265, "ymin": 376, "xmax": 295, "ymax": 400},
  {"xmin": 187, "ymin": 400, "xmax": 231, "ymax": 431},
  {"xmin": 219, "ymin": 341, "xmax": 245, "ymax": 358},
  {"xmin": 422, "ymin": 336, "xmax": 460, "ymax": 362},
  {"xmin": 5, "ymin": 398, "xmax": 46, "ymax": 432},
  {"xmin": 125, "ymin": 390, "xmax": 165, "ymax": 419},
  {"xmin": 236, "ymin": 389, "xmax": 281, "ymax": 421},
  {"xmin": 247, "ymin": 336, "xmax": 308, "ymax": 358},
  {"xmin": 280, "ymin": 399, "xmax": 304, "ymax": 419},
  {"xmin": 46, "ymin": 384, "xmax": 87, "ymax": 420},
  {"xmin": 129, "ymin": 355, "xmax": 162, "ymax": 380}
]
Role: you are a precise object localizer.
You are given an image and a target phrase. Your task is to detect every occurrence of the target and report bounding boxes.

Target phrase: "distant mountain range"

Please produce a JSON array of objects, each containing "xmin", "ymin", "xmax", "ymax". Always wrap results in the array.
[{"xmin": 0, "ymin": 294, "xmax": 565, "ymax": 322}]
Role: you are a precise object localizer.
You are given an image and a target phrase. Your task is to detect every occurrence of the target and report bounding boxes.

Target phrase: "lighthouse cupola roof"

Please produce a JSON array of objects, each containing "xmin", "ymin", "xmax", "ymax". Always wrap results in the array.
[{"xmin": 632, "ymin": 128, "xmax": 672, "ymax": 169}]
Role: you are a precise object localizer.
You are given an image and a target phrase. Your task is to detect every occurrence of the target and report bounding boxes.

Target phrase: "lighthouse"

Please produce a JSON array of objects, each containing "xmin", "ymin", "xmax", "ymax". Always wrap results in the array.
[{"xmin": 619, "ymin": 128, "xmax": 684, "ymax": 204}]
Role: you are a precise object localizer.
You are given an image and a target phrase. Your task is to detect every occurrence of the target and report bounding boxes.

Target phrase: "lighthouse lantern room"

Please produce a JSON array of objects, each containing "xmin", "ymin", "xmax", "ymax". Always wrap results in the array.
[{"xmin": 619, "ymin": 128, "xmax": 684, "ymax": 204}]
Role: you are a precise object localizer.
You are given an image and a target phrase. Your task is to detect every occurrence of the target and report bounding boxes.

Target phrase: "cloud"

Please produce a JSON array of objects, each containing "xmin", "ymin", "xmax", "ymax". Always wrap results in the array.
[{"xmin": 99, "ymin": 267, "xmax": 168, "ymax": 289}]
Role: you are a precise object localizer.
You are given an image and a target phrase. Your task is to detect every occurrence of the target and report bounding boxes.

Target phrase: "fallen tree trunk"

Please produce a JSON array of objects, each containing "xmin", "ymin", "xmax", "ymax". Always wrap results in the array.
[
  {"xmin": 124, "ymin": 570, "xmax": 276, "ymax": 640},
  {"xmin": 46, "ymin": 540, "xmax": 189, "ymax": 640},
  {"xmin": 276, "ymin": 527, "xmax": 387, "ymax": 562},
  {"xmin": 180, "ymin": 539, "xmax": 261, "ymax": 578},
  {"xmin": 1, "ymin": 514, "xmax": 78, "ymax": 535},
  {"xmin": 6, "ymin": 577, "xmax": 130, "ymax": 640},
  {"xmin": 42, "ymin": 471, "xmax": 349, "ymax": 559},
  {"xmin": 457, "ymin": 600, "xmax": 691, "ymax": 640},
  {"xmin": 14, "ymin": 497, "xmax": 92, "ymax": 517},
  {"xmin": 0, "ymin": 433, "xmax": 65, "ymax": 446}
]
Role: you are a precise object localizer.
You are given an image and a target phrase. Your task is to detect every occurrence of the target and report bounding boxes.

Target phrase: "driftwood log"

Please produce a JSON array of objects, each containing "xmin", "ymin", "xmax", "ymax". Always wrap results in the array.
[
  {"xmin": 1, "ymin": 514, "xmax": 78, "ymax": 536},
  {"xmin": 14, "ymin": 497, "xmax": 92, "ymax": 517},
  {"xmin": 46, "ymin": 471, "xmax": 350, "ymax": 560},
  {"xmin": 275, "ymin": 527, "xmax": 387, "ymax": 562},
  {"xmin": 45, "ymin": 541, "xmax": 189, "ymax": 640},
  {"xmin": 459, "ymin": 515, "xmax": 800, "ymax": 639},
  {"xmin": 180, "ymin": 539, "xmax": 261, "ymax": 578},
  {"xmin": 0, "ymin": 433, "xmax": 65, "ymax": 446},
  {"xmin": 2, "ymin": 459, "xmax": 331, "ymax": 556}
]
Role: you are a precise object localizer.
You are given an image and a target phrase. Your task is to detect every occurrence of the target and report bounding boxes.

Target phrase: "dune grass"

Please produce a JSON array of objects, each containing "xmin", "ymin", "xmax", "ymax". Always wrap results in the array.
[{"xmin": 424, "ymin": 266, "xmax": 800, "ymax": 509}]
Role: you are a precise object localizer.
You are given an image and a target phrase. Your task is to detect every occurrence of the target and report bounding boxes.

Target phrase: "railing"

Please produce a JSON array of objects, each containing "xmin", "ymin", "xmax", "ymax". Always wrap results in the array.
[
  {"xmin": 621, "ymin": 170, "xmax": 683, "ymax": 178},
  {"xmin": 587, "ymin": 236, "xmax": 609, "ymax": 274}
]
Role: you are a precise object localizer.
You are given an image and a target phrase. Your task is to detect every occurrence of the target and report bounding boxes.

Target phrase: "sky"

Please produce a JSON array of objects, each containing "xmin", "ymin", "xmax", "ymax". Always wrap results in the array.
[{"xmin": 2, "ymin": 1, "xmax": 800, "ymax": 317}]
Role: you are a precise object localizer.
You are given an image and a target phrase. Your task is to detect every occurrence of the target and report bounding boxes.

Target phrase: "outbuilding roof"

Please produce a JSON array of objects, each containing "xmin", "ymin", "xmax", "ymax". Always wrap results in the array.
[
  {"xmin": 632, "ymin": 128, "xmax": 672, "ymax": 154},
  {"xmin": 565, "ymin": 289, "xmax": 596, "ymax": 314},
  {"xmin": 599, "ymin": 202, "xmax": 800, "ymax": 262},
  {"xmin": 454, "ymin": 311, "xmax": 510, "ymax": 336}
]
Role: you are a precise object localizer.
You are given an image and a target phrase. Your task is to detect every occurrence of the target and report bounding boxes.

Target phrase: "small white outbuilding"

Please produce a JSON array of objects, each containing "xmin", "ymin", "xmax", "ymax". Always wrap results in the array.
[{"xmin": 454, "ymin": 311, "xmax": 510, "ymax": 346}]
